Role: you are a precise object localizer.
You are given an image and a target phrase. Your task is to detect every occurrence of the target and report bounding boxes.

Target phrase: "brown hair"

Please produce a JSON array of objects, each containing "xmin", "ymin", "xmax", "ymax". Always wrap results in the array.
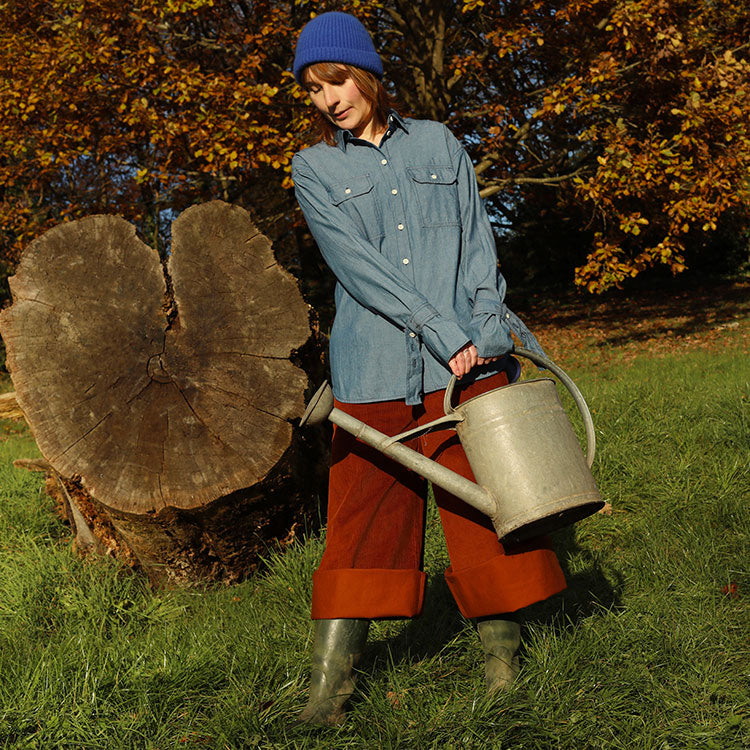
[{"xmin": 301, "ymin": 62, "xmax": 398, "ymax": 146}]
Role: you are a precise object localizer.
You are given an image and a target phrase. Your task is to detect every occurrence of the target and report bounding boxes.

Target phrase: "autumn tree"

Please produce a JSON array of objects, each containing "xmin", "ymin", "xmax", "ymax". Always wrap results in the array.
[
  {"xmin": 1, "ymin": 0, "xmax": 748, "ymax": 298},
  {"xmin": 371, "ymin": 0, "xmax": 750, "ymax": 291},
  {"xmin": 0, "ymin": 0, "xmax": 308, "ymax": 263}
]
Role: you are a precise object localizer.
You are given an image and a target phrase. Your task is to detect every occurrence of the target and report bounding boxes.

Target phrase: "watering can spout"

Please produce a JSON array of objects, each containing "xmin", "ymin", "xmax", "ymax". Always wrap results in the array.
[
  {"xmin": 300, "ymin": 349, "xmax": 604, "ymax": 544},
  {"xmin": 300, "ymin": 381, "xmax": 498, "ymax": 520}
]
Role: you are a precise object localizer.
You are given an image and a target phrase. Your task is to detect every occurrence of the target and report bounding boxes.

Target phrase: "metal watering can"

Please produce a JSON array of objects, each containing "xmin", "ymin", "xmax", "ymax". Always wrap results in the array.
[{"xmin": 301, "ymin": 348, "xmax": 603, "ymax": 544}]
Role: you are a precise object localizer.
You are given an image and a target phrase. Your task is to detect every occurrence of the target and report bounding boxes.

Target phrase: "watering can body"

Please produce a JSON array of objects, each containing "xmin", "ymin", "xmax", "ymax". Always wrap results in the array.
[
  {"xmin": 301, "ymin": 348, "xmax": 604, "ymax": 544},
  {"xmin": 446, "ymin": 377, "xmax": 602, "ymax": 542}
]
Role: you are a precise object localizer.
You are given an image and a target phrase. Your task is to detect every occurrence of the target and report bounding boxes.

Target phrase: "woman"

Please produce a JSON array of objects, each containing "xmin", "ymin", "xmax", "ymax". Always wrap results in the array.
[{"xmin": 291, "ymin": 11, "xmax": 566, "ymax": 725}]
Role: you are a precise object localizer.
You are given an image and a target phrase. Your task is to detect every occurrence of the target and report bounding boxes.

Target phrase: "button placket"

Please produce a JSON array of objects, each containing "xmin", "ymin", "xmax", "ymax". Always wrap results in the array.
[
  {"xmin": 405, "ymin": 328, "xmax": 423, "ymax": 405},
  {"xmin": 377, "ymin": 148, "xmax": 413, "ymax": 279}
]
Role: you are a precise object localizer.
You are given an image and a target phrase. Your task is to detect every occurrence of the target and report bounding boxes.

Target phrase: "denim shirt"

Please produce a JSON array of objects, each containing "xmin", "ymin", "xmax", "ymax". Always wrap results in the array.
[{"xmin": 292, "ymin": 111, "xmax": 544, "ymax": 405}]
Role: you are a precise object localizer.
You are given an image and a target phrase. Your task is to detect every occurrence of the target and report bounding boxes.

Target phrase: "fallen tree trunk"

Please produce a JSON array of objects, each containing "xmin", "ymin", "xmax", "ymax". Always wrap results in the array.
[{"xmin": 0, "ymin": 201, "xmax": 325, "ymax": 585}]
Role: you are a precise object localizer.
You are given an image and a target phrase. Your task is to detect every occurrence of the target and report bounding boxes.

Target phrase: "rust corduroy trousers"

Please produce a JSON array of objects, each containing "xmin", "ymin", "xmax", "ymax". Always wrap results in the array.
[{"xmin": 311, "ymin": 372, "xmax": 567, "ymax": 620}]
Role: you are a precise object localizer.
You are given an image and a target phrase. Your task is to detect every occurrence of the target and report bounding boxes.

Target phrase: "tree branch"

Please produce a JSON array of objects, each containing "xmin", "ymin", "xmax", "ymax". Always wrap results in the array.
[
  {"xmin": 479, "ymin": 168, "xmax": 585, "ymax": 198},
  {"xmin": 474, "ymin": 152, "xmax": 500, "ymax": 177}
]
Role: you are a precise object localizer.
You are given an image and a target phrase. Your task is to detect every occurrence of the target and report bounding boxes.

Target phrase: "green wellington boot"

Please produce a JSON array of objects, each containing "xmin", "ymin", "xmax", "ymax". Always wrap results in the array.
[
  {"xmin": 477, "ymin": 617, "xmax": 521, "ymax": 694},
  {"xmin": 299, "ymin": 618, "xmax": 370, "ymax": 725}
]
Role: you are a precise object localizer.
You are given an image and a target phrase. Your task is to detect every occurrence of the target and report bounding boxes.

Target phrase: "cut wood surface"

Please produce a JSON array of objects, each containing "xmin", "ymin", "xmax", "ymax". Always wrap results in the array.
[
  {"xmin": 0, "ymin": 201, "xmax": 312, "ymax": 516},
  {"xmin": 0, "ymin": 391, "xmax": 25, "ymax": 420}
]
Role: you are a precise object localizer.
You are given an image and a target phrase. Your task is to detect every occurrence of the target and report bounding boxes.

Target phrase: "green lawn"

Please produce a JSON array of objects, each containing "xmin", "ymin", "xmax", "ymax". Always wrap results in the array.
[{"xmin": 0, "ymin": 345, "xmax": 748, "ymax": 749}]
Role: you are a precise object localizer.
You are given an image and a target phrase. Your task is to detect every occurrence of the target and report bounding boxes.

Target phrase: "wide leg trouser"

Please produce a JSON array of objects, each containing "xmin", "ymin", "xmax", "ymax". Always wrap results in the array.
[{"xmin": 310, "ymin": 372, "xmax": 567, "ymax": 620}]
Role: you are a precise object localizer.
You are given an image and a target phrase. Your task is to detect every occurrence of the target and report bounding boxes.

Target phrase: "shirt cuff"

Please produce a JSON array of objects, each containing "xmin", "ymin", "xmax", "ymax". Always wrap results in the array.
[
  {"xmin": 409, "ymin": 302, "xmax": 470, "ymax": 364},
  {"xmin": 469, "ymin": 299, "xmax": 513, "ymax": 358},
  {"xmin": 470, "ymin": 300, "xmax": 548, "ymax": 359}
]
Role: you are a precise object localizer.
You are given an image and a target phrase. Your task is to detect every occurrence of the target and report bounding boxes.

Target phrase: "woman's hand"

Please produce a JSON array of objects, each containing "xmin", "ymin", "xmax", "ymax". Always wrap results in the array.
[
  {"xmin": 448, "ymin": 343, "xmax": 476, "ymax": 379},
  {"xmin": 449, "ymin": 343, "xmax": 501, "ymax": 378}
]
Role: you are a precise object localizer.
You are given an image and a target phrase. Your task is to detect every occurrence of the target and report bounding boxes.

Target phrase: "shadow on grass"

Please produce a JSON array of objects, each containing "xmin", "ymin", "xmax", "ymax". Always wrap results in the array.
[
  {"xmin": 350, "ymin": 523, "xmax": 624, "ymax": 703},
  {"xmin": 514, "ymin": 280, "xmax": 750, "ymax": 349},
  {"xmin": 520, "ymin": 526, "xmax": 624, "ymax": 629}
]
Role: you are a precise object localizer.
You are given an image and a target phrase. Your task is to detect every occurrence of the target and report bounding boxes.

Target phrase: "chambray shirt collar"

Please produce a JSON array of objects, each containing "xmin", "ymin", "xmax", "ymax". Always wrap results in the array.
[
  {"xmin": 387, "ymin": 110, "xmax": 409, "ymax": 132},
  {"xmin": 335, "ymin": 109, "xmax": 409, "ymax": 151}
]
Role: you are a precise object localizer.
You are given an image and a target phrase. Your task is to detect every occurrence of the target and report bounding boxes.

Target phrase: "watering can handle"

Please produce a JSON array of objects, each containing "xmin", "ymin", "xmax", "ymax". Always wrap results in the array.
[{"xmin": 443, "ymin": 347, "xmax": 597, "ymax": 467}]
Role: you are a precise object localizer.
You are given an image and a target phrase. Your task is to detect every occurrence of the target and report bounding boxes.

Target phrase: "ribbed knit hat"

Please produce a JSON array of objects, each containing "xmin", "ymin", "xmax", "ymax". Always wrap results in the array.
[{"xmin": 293, "ymin": 11, "xmax": 383, "ymax": 84}]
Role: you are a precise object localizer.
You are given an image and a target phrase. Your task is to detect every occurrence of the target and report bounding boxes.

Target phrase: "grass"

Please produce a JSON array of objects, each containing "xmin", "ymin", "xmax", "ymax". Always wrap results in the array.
[{"xmin": 0, "ymin": 343, "xmax": 748, "ymax": 748}]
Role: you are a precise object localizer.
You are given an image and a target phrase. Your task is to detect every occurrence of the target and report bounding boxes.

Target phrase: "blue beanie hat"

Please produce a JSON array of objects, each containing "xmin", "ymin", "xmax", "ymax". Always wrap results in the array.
[{"xmin": 293, "ymin": 11, "xmax": 383, "ymax": 84}]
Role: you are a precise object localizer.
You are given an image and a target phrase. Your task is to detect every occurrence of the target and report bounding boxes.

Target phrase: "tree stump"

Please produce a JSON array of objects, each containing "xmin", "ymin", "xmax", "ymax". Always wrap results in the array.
[{"xmin": 0, "ymin": 201, "xmax": 325, "ymax": 585}]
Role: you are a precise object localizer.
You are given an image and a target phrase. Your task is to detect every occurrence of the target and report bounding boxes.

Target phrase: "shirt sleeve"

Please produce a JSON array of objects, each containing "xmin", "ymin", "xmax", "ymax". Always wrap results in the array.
[
  {"xmin": 446, "ymin": 128, "xmax": 515, "ymax": 359},
  {"xmin": 292, "ymin": 153, "xmax": 470, "ymax": 365}
]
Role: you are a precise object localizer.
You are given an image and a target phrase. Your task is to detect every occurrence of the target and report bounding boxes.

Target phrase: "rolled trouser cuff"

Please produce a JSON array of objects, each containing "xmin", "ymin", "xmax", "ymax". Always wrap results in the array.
[
  {"xmin": 445, "ymin": 548, "xmax": 566, "ymax": 618},
  {"xmin": 311, "ymin": 568, "xmax": 426, "ymax": 619}
]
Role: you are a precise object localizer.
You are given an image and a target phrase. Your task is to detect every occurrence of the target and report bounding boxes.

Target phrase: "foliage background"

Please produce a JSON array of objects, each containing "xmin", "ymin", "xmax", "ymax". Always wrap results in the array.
[{"xmin": 1, "ymin": 0, "xmax": 748, "ymax": 322}]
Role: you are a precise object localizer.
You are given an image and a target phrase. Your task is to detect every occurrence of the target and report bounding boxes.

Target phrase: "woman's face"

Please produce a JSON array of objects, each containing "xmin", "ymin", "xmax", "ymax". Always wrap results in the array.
[{"xmin": 304, "ymin": 68, "xmax": 372, "ymax": 137}]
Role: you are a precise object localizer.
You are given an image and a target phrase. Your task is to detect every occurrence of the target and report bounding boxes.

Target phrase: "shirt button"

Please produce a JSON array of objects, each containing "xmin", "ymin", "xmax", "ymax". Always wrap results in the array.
[
  {"xmin": 345, "ymin": 188, "xmax": 351, "ymax": 194},
  {"xmin": 391, "ymin": 188, "xmax": 398, "ymax": 195},
  {"xmin": 431, "ymin": 173, "xmax": 437, "ymax": 179},
  {"xmin": 381, "ymin": 158, "xmax": 388, "ymax": 165},
  {"xmin": 402, "ymin": 258, "xmax": 409, "ymax": 264},
  {"xmin": 397, "ymin": 223, "xmax": 404, "ymax": 231},
  {"xmin": 409, "ymin": 332, "xmax": 416, "ymax": 338}
]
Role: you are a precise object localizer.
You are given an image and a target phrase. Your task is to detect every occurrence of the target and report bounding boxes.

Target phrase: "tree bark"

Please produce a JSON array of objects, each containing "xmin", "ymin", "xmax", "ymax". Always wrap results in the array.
[{"xmin": 0, "ymin": 201, "xmax": 326, "ymax": 585}]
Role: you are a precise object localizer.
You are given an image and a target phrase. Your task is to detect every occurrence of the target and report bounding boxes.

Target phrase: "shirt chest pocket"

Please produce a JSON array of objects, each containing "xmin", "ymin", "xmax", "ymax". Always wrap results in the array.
[
  {"xmin": 407, "ymin": 165, "xmax": 460, "ymax": 228},
  {"xmin": 328, "ymin": 175, "xmax": 385, "ymax": 242}
]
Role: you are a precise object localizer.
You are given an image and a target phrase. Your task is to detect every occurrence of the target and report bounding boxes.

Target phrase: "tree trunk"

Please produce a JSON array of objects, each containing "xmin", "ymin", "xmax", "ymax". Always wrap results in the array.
[{"xmin": 0, "ymin": 201, "xmax": 326, "ymax": 585}]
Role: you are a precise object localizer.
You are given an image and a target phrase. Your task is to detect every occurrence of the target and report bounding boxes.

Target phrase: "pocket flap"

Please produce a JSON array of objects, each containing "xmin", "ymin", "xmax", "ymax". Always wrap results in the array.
[
  {"xmin": 328, "ymin": 175, "xmax": 374, "ymax": 205},
  {"xmin": 407, "ymin": 166, "xmax": 457, "ymax": 185}
]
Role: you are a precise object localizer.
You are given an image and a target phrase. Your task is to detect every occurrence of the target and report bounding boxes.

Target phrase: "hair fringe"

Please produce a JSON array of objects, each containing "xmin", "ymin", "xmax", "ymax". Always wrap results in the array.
[{"xmin": 301, "ymin": 62, "xmax": 400, "ymax": 146}]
